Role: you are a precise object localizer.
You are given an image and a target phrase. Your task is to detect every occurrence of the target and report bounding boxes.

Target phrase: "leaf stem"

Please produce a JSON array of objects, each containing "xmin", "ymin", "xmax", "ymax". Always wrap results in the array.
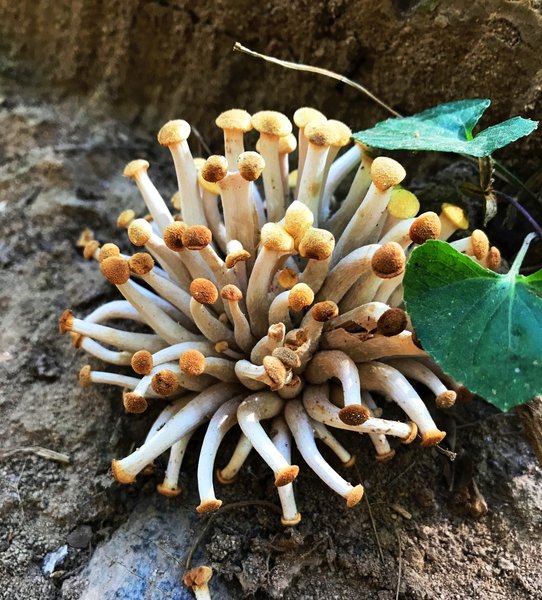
[
  {"xmin": 494, "ymin": 190, "xmax": 542, "ymax": 241},
  {"xmin": 509, "ymin": 232, "xmax": 538, "ymax": 278}
]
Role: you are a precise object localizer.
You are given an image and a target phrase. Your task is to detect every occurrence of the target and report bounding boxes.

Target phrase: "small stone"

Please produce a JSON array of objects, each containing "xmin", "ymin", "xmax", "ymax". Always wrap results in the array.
[
  {"xmin": 498, "ymin": 556, "xmax": 515, "ymax": 572},
  {"xmin": 67, "ymin": 525, "xmax": 93, "ymax": 549}
]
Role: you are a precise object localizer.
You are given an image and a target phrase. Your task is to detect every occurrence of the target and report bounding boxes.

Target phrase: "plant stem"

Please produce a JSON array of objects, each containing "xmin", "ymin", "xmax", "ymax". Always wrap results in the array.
[{"xmin": 494, "ymin": 190, "xmax": 542, "ymax": 241}]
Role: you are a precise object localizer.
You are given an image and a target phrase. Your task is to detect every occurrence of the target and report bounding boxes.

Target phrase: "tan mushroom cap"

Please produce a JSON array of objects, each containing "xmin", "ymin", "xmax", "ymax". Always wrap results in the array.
[
  {"xmin": 304, "ymin": 120, "xmax": 340, "ymax": 147},
  {"xmin": 260, "ymin": 223, "xmax": 295, "ymax": 253},
  {"xmin": 441, "ymin": 203, "xmax": 469, "ymax": 230},
  {"xmin": 251, "ymin": 110, "xmax": 292, "ymax": 138},
  {"xmin": 371, "ymin": 242, "xmax": 405, "ymax": 279},
  {"xmin": 436, "ymin": 390, "xmax": 457, "ymax": 409},
  {"xmin": 131, "ymin": 350, "xmax": 153, "ymax": 375},
  {"xmin": 83, "ymin": 240, "xmax": 100, "ymax": 260},
  {"xmin": 238, "ymin": 151, "xmax": 265, "ymax": 181},
  {"xmin": 400, "ymin": 421, "xmax": 418, "ymax": 445},
  {"xmin": 471, "ymin": 229, "xmax": 489, "ymax": 260},
  {"xmin": 339, "ymin": 404, "xmax": 371, "ymax": 426},
  {"xmin": 156, "ymin": 483, "xmax": 182, "ymax": 497},
  {"xmin": 221, "ymin": 284, "xmax": 243, "ymax": 302},
  {"xmin": 58, "ymin": 309, "xmax": 74, "ymax": 335},
  {"xmin": 182, "ymin": 225, "xmax": 212, "ymax": 250},
  {"xmin": 117, "ymin": 209, "xmax": 136, "ymax": 229},
  {"xmin": 183, "ymin": 566, "xmax": 213, "ymax": 589},
  {"xmin": 376, "ymin": 308, "xmax": 408, "ymax": 337},
  {"xmin": 298, "ymin": 227, "xmax": 335, "ymax": 260},
  {"xmin": 311, "ymin": 301, "xmax": 339, "ymax": 323},
  {"xmin": 293, "ymin": 107, "xmax": 326, "ymax": 129},
  {"xmin": 388, "ymin": 188, "xmax": 420, "ymax": 219},
  {"xmin": 99, "ymin": 243, "xmax": 121, "ymax": 262},
  {"xmin": 76, "ymin": 228, "xmax": 94, "ymax": 248},
  {"xmin": 277, "ymin": 268, "xmax": 299, "ymax": 289},
  {"xmin": 272, "ymin": 346, "xmax": 301, "ymax": 369},
  {"xmin": 180, "ymin": 350, "xmax": 206, "ymax": 376},
  {"xmin": 409, "ymin": 212, "xmax": 441, "ymax": 245},
  {"xmin": 111, "ymin": 458, "xmax": 137, "ymax": 483},
  {"xmin": 326, "ymin": 120, "xmax": 352, "ymax": 147},
  {"xmin": 216, "ymin": 108, "xmax": 252, "ymax": 132},
  {"xmin": 278, "ymin": 133, "xmax": 297, "ymax": 155},
  {"xmin": 485, "ymin": 246, "xmax": 501, "ymax": 271},
  {"xmin": 123, "ymin": 159, "xmax": 149, "ymax": 178},
  {"xmin": 263, "ymin": 355, "xmax": 288, "ymax": 390},
  {"xmin": 288, "ymin": 283, "xmax": 315, "ymax": 311},
  {"xmin": 190, "ymin": 278, "xmax": 219, "ymax": 305},
  {"xmin": 101, "ymin": 256, "xmax": 131, "ymax": 285},
  {"xmin": 123, "ymin": 392, "xmax": 148, "ymax": 414},
  {"xmin": 274, "ymin": 464, "xmax": 300, "ymax": 487},
  {"xmin": 370, "ymin": 157, "xmax": 406, "ymax": 191},
  {"xmin": 151, "ymin": 369, "xmax": 179, "ymax": 396},
  {"xmin": 79, "ymin": 365, "xmax": 92, "ymax": 387},
  {"xmin": 157, "ymin": 119, "xmax": 191, "ymax": 146},
  {"xmin": 284, "ymin": 201, "xmax": 314, "ymax": 239},
  {"xmin": 225, "ymin": 248, "xmax": 251, "ymax": 269},
  {"xmin": 128, "ymin": 218, "xmax": 153, "ymax": 246},
  {"xmin": 345, "ymin": 483, "xmax": 364, "ymax": 507},
  {"xmin": 196, "ymin": 499, "xmax": 223, "ymax": 513},
  {"xmin": 201, "ymin": 155, "xmax": 228, "ymax": 183},
  {"xmin": 163, "ymin": 221, "xmax": 187, "ymax": 252},
  {"xmin": 129, "ymin": 252, "xmax": 155, "ymax": 275}
]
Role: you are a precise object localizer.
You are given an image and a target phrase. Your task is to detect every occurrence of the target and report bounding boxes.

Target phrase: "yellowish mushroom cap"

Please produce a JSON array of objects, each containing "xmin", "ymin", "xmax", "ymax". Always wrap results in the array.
[
  {"xmin": 225, "ymin": 248, "xmax": 251, "ymax": 269},
  {"xmin": 288, "ymin": 283, "xmax": 314, "ymax": 312},
  {"xmin": 409, "ymin": 212, "xmax": 441, "ymax": 244},
  {"xmin": 98, "ymin": 243, "xmax": 121, "ymax": 263},
  {"xmin": 157, "ymin": 120, "xmax": 191, "ymax": 146},
  {"xmin": 238, "ymin": 151, "xmax": 265, "ymax": 181},
  {"xmin": 123, "ymin": 392, "xmax": 148, "ymax": 414},
  {"xmin": 293, "ymin": 107, "xmax": 326, "ymax": 129},
  {"xmin": 304, "ymin": 120, "xmax": 340, "ymax": 147},
  {"xmin": 345, "ymin": 484, "xmax": 364, "ymax": 507},
  {"xmin": 326, "ymin": 120, "xmax": 352, "ymax": 147},
  {"xmin": 216, "ymin": 108, "xmax": 252, "ymax": 132},
  {"xmin": 278, "ymin": 133, "xmax": 297, "ymax": 155},
  {"xmin": 151, "ymin": 369, "xmax": 179, "ymax": 396},
  {"xmin": 163, "ymin": 221, "xmax": 187, "ymax": 252},
  {"xmin": 116, "ymin": 209, "xmax": 136, "ymax": 229},
  {"xmin": 441, "ymin": 203, "xmax": 469, "ymax": 230},
  {"xmin": 220, "ymin": 284, "xmax": 243, "ymax": 302},
  {"xmin": 131, "ymin": 350, "xmax": 153, "ymax": 375},
  {"xmin": 183, "ymin": 566, "xmax": 213, "ymax": 589},
  {"xmin": 83, "ymin": 240, "xmax": 100, "ymax": 260},
  {"xmin": 128, "ymin": 218, "xmax": 153, "ymax": 246},
  {"xmin": 371, "ymin": 242, "xmax": 405, "ymax": 279},
  {"xmin": 123, "ymin": 159, "xmax": 149, "ymax": 178},
  {"xmin": 58, "ymin": 309, "xmax": 74, "ymax": 335},
  {"xmin": 190, "ymin": 278, "xmax": 219, "ymax": 305},
  {"xmin": 100, "ymin": 256, "xmax": 131, "ymax": 285},
  {"xmin": 471, "ymin": 229, "xmax": 489, "ymax": 260},
  {"xmin": 182, "ymin": 225, "xmax": 212, "ymax": 250},
  {"xmin": 251, "ymin": 110, "xmax": 292, "ymax": 138},
  {"xmin": 387, "ymin": 188, "xmax": 420, "ymax": 219},
  {"xmin": 284, "ymin": 200, "xmax": 314, "ymax": 239},
  {"xmin": 79, "ymin": 365, "xmax": 92, "ymax": 387},
  {"xmin": 311, "ymin": 301, "xmax": 339, "ymax": 323},
  {"xmin": 370, "ymin": 157, "xmax": 406, "ymax": 191},
  {"xmin": 298, "ymin": 227, "xmax": 335, "ymax": 261},
  {"xmin": 260, "ymin": 223, "xmax": 295, "ymax": 253},
  {"xmin": 129, "ymin": 252, "xmax": 155, "ymax": 275},
  {"xmin": 277, "ymin": 267, "xmax": 299, "ymax": 289},
  {"xmin": 201, "ymin": 155, "xmax": 228, "ymax": 183},
  {"xmin": 179, "ymin": 350, "xmax": 206, "ymax": 376}
]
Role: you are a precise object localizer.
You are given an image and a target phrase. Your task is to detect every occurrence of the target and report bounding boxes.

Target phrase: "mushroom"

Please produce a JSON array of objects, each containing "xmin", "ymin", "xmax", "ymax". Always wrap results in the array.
[
  {"xmin": 215, "ymin": 108, "xmax": 252, "ymax": 165},
  {"xmin": 438, "ymin": 203, "xmax": 469, "ymax": 240},
  {"xmin": 183, "ymin": 566, "xmax": 213, "ymax": 600},
  {"xmin": 380, "ymin": 187, "xmax": 420, "ymax": 236},
  {"xmin": 293, "ymin": 106, "xmax": 326, "ymax": 194}
]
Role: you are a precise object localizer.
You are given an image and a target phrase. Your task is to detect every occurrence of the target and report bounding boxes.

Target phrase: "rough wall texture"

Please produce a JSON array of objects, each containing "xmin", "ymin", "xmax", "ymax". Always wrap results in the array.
[{"xmin": 1, "ymin": 0, "xmax": 541, "ymax": 167}]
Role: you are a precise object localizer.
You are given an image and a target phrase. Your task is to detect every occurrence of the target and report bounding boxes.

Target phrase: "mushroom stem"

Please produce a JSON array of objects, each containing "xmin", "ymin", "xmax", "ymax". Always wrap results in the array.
[
  {"xmin": 112, "ymin": 383, "xmax": 242, "ymax": 483},
  {"xmin": 77, "ymin": 337, "xmax": 133, "ymax": 366},
  {"xmin": 284, "ymin": 400, "xmax": 364, "ymax": 507},
  {"xmin": 79, "ymin": 365, "xmax": 141, "ymax": 390},
  {"xmin": 220, "ymin": 285, "xmax": 255, "ymax": 353},
  {"xmin": 299, "ymin": 255, "xmax": 332, "ymax": 295},
  {"xmin": 157, "ymin": 432, "xmax": 193, "ymax": 497},
  {"xmin": 438, "ymin": 203, "xmax": 469, "ymax": 241},
  {"xmin": 270, "ymin": 417, "xmax": 301, "ymax": 526},
  {"xmin": 196, "ymin": 396, "xmax": 244, "ymax": 513},
  {"xmin": 357, "ymin": 362, "xmax": 445, "ymax": 446},
  {"xmin": 190, "ymin": 298, "xmax": 237, "ymax": 348},
  {"xmin": 305, "ymin": 350, "xmax": 368, "ymax": 426},
  {"xmin": 361, "ymin": 390, "xmax": 395, "ymax": 461},
  {"xmin": 250, "ymin": 323, "xmax": 286, "ymax": 365},
  {"xmin": 237, "ymin": 392, "xmax": 299, "ymax": 487},
  {"xmin": 217, "ymin": 433, "xmax": 253, "ymax": 484},
  {"xmin": 311, "ymin": 420, "xmax": 354, "ymax": 466},
  {"xmin": 321, "ymin": 144, "xmax": 361, "ymax": 208}
]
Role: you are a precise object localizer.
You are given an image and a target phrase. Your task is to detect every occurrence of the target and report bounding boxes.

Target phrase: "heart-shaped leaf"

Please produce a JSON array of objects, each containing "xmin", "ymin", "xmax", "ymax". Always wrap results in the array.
[
  {"xmin": 353, "ymin": 99, "xmax": 538, "ymax": 157},
  {"xmin": 403, "ymin": 237, "xmax": 542, "ymax": 410}
]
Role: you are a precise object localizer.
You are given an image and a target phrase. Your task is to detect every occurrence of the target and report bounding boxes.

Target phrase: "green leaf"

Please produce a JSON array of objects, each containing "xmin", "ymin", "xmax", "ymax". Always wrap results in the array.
[
  {"xmin": 353, "ymin": 99, "xmax": 538, "ymax": 157},
  {"xmin": 403, "ymin": 239, "xmax": 542, "ymax": 411}
]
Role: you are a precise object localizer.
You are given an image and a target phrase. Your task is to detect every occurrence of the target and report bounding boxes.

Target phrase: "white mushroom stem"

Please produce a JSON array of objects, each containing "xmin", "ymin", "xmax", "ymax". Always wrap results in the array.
[
  {"xmin": 127, "ymin": 164, "xmax": 173, "ymax": 234},
  {"xmin": 145, "ymin": 396, "xmax": 192, "ymax": 442},
  {"xmin": 221, "ymin": 288, "xmax": 254, "ymax": 354},
  {"xmin": 158, "ymin": 432, "xmax": 193, "ymax": 496},
  {"xmin": 379, "ymin": 218, "xmax": 416, "ymax": 248},
  {"xmin": 326, "ymin": 301, "xmax": 391, "ymax": 333},
  {"xmin": 372, "ymin": 273, "xmax": 405, "ymax": 304},
  {"xmin": 357, "ymin": 362, "xmax": 445, "ymax": 446},
  {"xmin": 138, "ymin": 269, "xmax": 193, "ymax": 323},
  {"xmin": 327, "ymin": 158, "xmax": 372, "ymax": 238},
  {"xmin": 317, "ymin": 245, "xmax": 378, "ymax": 304},
  {"xmin": 385, "ymin": 358, "xmax": 457, "ymax": 407},
  {"xmin": 217, "ymin": 433, "xmax": 253, "ymax": 484},
  {"xmin": 196, "ymin": 397, "xmax": 244, "ymax": 513},
  {"xmin": 321, "ymin": 145, "xmax": 361, "ymax": 216},
  {"xmin": 78, "ymin": 337, "xmax": 133, "ymax": 366},
  {"xmin": 81, "ymin": 368, "xmax": 141, "ymax": 390},
  {"xmin": 250, "ymin": 323, "xmax": 286, "ymax": 365},
  {"xmin": 258, "ymin": 134, "xmax": 286, "ymax": 222},
  {"xmin": 190, "ymin": 298, "xmax": 237, "ymax": 348},
  {"xmin": 311, "ymin": 420, "xmax": 354, "ymax": 466},
  {"xmin": 271, "ymin": 417, "xmax": 301, "ymax": 526},
  {"xmin": 296, "ymin": 136, "xmax": 331, "ymax": 223},
  {"xmin": 299, "ymin": 256, "xmax": 331, "ymax": 295},
  {"xmin": 361, "ymin": 390, "xmax": 394, "ymax": 461},
  {"xmin": 322, "ymin": 329, "xmax": 426, "ymax": 362},
  {"xmin": 201, "ymin": 188, "xmax": 228, "ymax": 254},
  {"xmin": 112, "ymin": 383, "xmax": 242, "ymax": 483},
  {"xmin": 268, "ymin": 291, "xmax": 293, "ymax": 330},
  {"xmin": 284, "ymin": 400, "xmax": 363, "ymax": 507},
  {"xmin": 305, "ymin": 351, "xmax": 367, "ymax": 426},
  {"xmin": 84, "ymin": 300, "xmax": 146, "ymax": 324},
  {"xmin": 60, "ymin": 312, "xmax": 166, "ymax": 353},
  {"xmin": 303, "ymin": 385, "xmax": 415, "ymax": 439},
  {"xmin": 237, "ymin": 392, "xmax": 299, "ymax": 487},
  {"xmin": 226, "ymin": 239, "xmax": 249, "ymax": 294}
]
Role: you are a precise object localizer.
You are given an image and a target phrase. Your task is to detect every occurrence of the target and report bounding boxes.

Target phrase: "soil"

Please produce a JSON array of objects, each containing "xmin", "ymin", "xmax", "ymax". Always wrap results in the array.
[{"xmin": 1, "ymin": 1, "xmax": 542, "ymax": 598}]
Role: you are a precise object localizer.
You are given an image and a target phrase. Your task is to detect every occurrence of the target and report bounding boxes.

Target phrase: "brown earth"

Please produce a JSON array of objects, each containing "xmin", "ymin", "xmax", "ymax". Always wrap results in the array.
[{"xmin": 0, "ymin": 1, "xmax": 541, "ymax": 598}]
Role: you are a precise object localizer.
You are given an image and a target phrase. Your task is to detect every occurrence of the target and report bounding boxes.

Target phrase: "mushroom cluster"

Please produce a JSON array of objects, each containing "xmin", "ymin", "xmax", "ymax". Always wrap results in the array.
[{"xmin": 60, "ymin": 108, "xmax": 499, "ymax": 526}]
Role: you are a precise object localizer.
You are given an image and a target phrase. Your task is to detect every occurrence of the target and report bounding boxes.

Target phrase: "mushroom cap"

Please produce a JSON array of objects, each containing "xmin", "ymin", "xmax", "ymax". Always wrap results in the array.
[
  {"xmin": 183, "ymin": 566, "xmax": 213, "ymax": 589},
  {"xmin": 101, "ymin": 256, "xmax": 131, "ymax": 285},
  {"xmin": 293, "ymin": 107, "xmax": 326, "ymax": 129},
  {"xmin": 436, "ymin": 390, "xmax": 457, "ymax": 409},
  {"xmin": 116, "ymin": 209, "xmax": 136, "ymax": 229},
  {"xmin": 151, "ymin": 369, "xmax": 179, "ymax": 396},
  {"xmin": 274, "ymin": 465, "xmax": 300, "ymax": 487},
  {"xmin": 123, "ymin": 159, "xmax": 149, "ymax": 178},
  {"xmin": 83, "ymin": 240, "xmax": 100, "ymax": 260},
  {"xmin": 345, "ymin": 484, "xmax": 364, "ymax": 507},
  {"xmin": 182, "ymin": 225, "xmax": 212, "ymax": 250},
  {"xmin": 370, "ymin": 157, "xmax": 406, "ymax": 191},
  {"xmin": 298, "ymin": 227, "xmax": 335, "ymax": 260},
  {"xmin": 225, "ymin": 248, "xmax": 251, "ymax": 269},
  {"xmin": 58, "ymin": 309, "xmax": 74, "ymax": 334},
  {"xmin": 387, "ymin": 188, "xmax": 420, "ymax": 219},
  {"xmin": 284, "ymin": 200, "xmax": 314, "ymax": 239},
  {"xmin": 371, "ymin": 242, "xmax": 405, "ymax": 279},
  {"xmin": 190, "ymin": 278, "xmax": 219, "ymax": 305},
  {"xmin": 304, "ymin": 120, "xmax": 340, "ymax": 147},
  {"xmin": 196, "ymin": 498, "xmax": 223, "ymax": 513},
  {"xmin": 278, "ymin": 133, "xmax": 297, "ymax": 154},
  {"xmin": 156, "ymin": 483, "xmax": 182, "ymax": 497},
  {"xmin": 111, "ymin": 458, "xmax": 137, "ymax": 483},
  {"xmin": 251, "ymin": 110, "xmax": 292, "ymax": 138},
  {"xmin": 123, "ymin": 392, "xmax": 148, "ymax": 414},
  {"xmin": 485, "ymin": 246, "xmax": 501, "ymax": 271},
  {"xmin": 470, "ymin": 229, "xmax": 489, "ymax": 260},
  {"xmin": 441, "ymin": 203, "xmax": 468, "ymax": 230},
  {"xmin": 409, "ymin": 212, "xmax": 441, "ymax": 244},
  {"xmin": 311, "ymin": 301, "xmax": 339, "ymax": 322},
  {"xmin": 277, "ymin": 268, "xmax": 299, "ymax": 289},
  {"xmin": 263, "ymin": 355, "xmax": 288, "ymax": 390},
  {"xmin": 326, "ymin": 120, "xmax": 352, "ymax": 147},
  {"xmin": 163, "ymin": 222, "xmax": 187, "ymax": 252},
  {"xmin": 272, "ymin": 346, "xmax": 301, "ymax": 369},
  {"xmin": 339, "ymin": 404, "xmax": 370, "ymax": 426},
  {"xmin": 221, "ymin": 284, "xmax": 243, "ymax": 302},
  {"xmin": 260, "ymin": 223, "xmax": 295, "ymax": 253},
  {"xmin": 79, "ymin": 365, "xmax": 92, "ymax": 387},
  {"xmin": 268, "ymin": 322, "xmax": 287, "ymax": 341},
  {"xmin": 238, "ymin": 151, "xmax": 265, "ymax": 181},
  {"xmin": 180, "ymin": 350, "xmax": 206, "ymax": 376},
  {"xmin": 216, "ymin": 108, "xmax": 252, "ymax": 132},
  {"xmin": 157, "ymin": 120, "xmax": 191, "ymax": 146},
  {"xmin": 99, "ymin": 243, "xmax": 121, "ymax": 263},
  {"xmin": 128, "ymin": 218, "xmax": 153, "ymax": 246},
  {"xmin": 131, "ymin": 350, "xmax": 153, "ymax": 375},
  {"xmin": 129, "ymin": 252, "xmax": 155, "ymax": 275},
  {"xmin": 201, "ymin": 155, "xmax": 228, "ymax": 183},
  {"xmin": 288, "ymin": 283, "xmax": 314, "ymax": 311},
  {"xmin": 421, "ymin": 429, "xmax": 447, "ymax": 447},
  {"xmin": 376, "ymin": 308, "xmax": 408, "ymax": 336}
]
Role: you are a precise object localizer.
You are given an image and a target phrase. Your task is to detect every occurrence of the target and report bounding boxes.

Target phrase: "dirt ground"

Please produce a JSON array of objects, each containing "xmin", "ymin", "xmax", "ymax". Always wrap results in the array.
[{"xmin": 0, "ymin": 72, "xmax": 541, "ymax": 599}]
